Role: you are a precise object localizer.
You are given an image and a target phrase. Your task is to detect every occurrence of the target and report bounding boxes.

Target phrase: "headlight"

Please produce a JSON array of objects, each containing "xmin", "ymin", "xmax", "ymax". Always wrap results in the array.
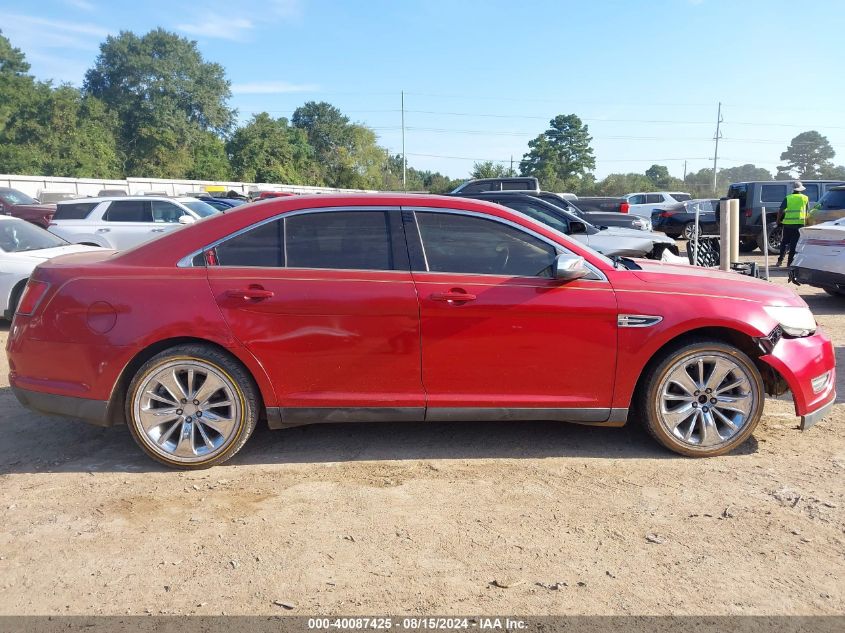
[{"xmin": 763, "ymin": 306, "xmax": 816, "ymax": 337}]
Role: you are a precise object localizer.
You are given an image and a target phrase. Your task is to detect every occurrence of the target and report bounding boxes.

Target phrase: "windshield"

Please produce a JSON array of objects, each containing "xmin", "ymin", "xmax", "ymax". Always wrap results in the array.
[
  {"xmin": 183, "ymin": 200, "xmax": 219, "ymax": 218},
  {"xmin": 0, "ymin": 218, "xmax": 68, "ymax": 253},
  {"xmin": 0, "ymin": 189, "xmax": 38, "ymax": 206}
]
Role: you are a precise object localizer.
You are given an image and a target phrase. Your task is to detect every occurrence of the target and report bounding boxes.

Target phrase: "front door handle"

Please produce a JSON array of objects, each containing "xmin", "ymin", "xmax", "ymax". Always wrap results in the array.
[
  {"xmin": 96, "ymin": 228, "xmax": 110, "ymax": 233},
  {"xmin": 151, "ymin": 228, "xmax": 167, "ymax": 233},
  {"xmin": 225, "ymin": 287, "xmax": 275, "ymax": 301},
  {"xmin": 430, "ymin": 289, "xmax": 477, "ymax": 303}
]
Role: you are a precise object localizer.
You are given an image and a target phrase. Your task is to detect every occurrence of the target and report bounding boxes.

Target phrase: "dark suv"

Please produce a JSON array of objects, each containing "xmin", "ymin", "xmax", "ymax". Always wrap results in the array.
[
  {"xmin": 726, "ymin": 180, "xmax": 845, "ymax": 254},
  {"xmin": 450, "ymin": 177, "xmax": 540, "ymax": 194}
]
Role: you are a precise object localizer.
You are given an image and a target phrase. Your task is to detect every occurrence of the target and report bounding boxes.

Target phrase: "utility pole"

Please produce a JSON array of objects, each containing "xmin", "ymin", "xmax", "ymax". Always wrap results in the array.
[
  {"xmin": 683, "ymin": 160, "xmax": 687, "ymax": 183},
  {"xmin": 712, "ymin": 102, "xmax": 723, "ymax": 196},
  {"xmin": 510, "ymin": 155, "xmax": 514, "ymax": 175},
  {"xmin": 401, "ymin": 90, "xmax": 406, "ymax": 191}
]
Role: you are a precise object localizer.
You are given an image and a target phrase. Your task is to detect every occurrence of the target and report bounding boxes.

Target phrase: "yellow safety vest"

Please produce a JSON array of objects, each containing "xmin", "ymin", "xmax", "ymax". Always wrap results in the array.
[{"xmin": 782, "ymin": 193, "xmax": 809, "ymax": 225}]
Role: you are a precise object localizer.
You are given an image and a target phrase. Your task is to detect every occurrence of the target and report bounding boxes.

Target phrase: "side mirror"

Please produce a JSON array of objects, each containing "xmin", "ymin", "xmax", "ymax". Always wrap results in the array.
[
  {"xmin": 553, "ymin": 254, "xmax": 590, "ymax": 281},
  {"xmin": 569, "ymin": 220, "xmax": 587, "ymax": 234},
  {"xmin": 178, "ymin": 215, "xmax": 196, "ymax": 225}
]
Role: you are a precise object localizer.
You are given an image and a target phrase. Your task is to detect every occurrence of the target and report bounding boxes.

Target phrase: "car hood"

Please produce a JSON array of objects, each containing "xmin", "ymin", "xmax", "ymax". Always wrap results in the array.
[
  {"xmin": 630, "ymin": 259, "xmax": 806, "ymax": 307},
  {"xmin": 11, "ymin": 203, "xmax": 56, "ymax": 212},
  {"xmin": 5, "ymin": 244, "xmax": 101, "ymax": 262}
]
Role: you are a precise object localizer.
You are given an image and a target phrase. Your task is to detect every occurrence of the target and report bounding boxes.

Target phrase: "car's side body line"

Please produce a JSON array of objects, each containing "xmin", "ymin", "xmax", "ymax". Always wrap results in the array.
[{"xmin": 261, "ymin": 407, "xmax": 630, "ymax": 429}]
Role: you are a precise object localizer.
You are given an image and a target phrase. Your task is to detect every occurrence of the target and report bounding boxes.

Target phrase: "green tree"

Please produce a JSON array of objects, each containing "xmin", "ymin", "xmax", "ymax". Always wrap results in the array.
[
  {"xmin": 589, "ymin": 172, "xmax": 654, "ymax": 196},
  {"xmin": 821, "ymin": 164, "xmax": 845, "ymax": 180},
  {"xmin": 777, "ymin": 131, "xmax": 835, "ymax": 179},
  {"xmin": 187, "ymin": 131, "xmax": 231, "ymax": 181},
  {"xmin": 645, "ymin": 164, "xmax": 673, "ymax": 189},
  {"xmin": 83, "ymin": 29, "xmax": 234, "ymax": 177},
  {"xmin": 471, "ymin": 160, "xmax": 514, "ymax": 179},
  {"xmin": 228, "ymin": 112, "xmax": 320, "ymax": 184},
  {"xmin": 519, "ymin": 114, "xmax": 595, "ymax": 191},
  {"xmin": 292, "ymin": 101, "xmax": 390, "ymax": 188}
]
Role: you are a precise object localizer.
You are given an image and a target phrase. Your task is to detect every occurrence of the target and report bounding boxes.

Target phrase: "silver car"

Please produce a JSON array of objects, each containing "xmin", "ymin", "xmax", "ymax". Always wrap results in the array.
[{"xmin": 461, "ymin": 193, "xmax": 677, "ymax": 259}]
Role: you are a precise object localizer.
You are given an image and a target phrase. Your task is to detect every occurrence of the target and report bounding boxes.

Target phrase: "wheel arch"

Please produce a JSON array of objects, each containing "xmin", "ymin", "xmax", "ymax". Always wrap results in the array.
[
  {"xmin": 105, "ymin": 336, "xmax": 275, "ymax": 426},
  {"xmin": 626, "ymin": 325, "xmax": 788, "ymax": 417},
  {"xmin": 4, "ymin": 277, "xmax": 28, "ymax": 320}
]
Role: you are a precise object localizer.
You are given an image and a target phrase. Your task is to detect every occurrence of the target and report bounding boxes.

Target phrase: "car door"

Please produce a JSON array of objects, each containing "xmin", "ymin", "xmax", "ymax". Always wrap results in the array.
[
  {"xmin": 99, "ymin": 200, "xmax": 157, "ymax": 249},
  {"xmin": 404, "ymin": 207, "xmax": 619, "ymax": 421},
  {"xmin": 204, "ymin": 207, "xmax": 424, "ymax": 421}
]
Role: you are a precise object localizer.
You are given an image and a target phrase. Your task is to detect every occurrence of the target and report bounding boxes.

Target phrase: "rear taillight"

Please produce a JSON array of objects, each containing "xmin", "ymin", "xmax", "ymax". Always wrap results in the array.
[
  {"xmin": 659, "ymin": 211, "xmax": 675, "ymax": 218},
  {"xmin": 620, "ymin": 202, "xmax": 630, "ymax": 213},
  {"xmin": 16, "ymin": 280, "xmax": 50, "ymax": 316}
]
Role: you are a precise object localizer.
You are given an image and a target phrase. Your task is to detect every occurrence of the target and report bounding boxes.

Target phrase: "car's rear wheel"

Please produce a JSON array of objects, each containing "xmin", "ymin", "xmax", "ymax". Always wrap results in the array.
[
  {"xmin": 681, "ymin": 222, "xmax": 698, "ymax": 241},
  {"xmin": 640, "ymin": 340, "xmax": 763, "ymax": 457},
  {"xmin": 126, "ymin": 345, "xmax": 259, "ymax": 469},
  {"xmin": 758, "ymin": 226, "xmax": 782, "ymax": 255}
]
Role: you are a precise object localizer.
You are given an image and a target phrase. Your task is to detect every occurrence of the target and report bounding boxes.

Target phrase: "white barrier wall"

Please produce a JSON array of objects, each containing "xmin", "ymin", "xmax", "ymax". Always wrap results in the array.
[{"xmin": 0, "ymin": 174, "xmax": 376, "ymax": 199}]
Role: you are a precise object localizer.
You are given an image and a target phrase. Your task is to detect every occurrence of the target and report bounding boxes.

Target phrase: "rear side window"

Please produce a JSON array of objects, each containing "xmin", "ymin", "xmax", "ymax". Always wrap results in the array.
[
  {"xmin": 415, "ymin": 212, "xmax": 556, "ymax": 277},
  {"xmin": 104, "ymin": 200, "xmax": 152, "ymax": 222},
  {"xmin": 761, "ymin": 184, "xmax": 787, "ymax": 204},
  {"xmin": 628, "ymin": 195, "xmax": 645, "ymax": 204},
  {"xmin": 53, "ymin": 202, "xmax": 98, "ymax": 220},
  {"xmin": 460, "ymin": 182, "xmax": 496, "ymax": 193},
  {"xmin": 727, "ymin": 184, "xmax": 747, "ymax": 205},
  {"xmin": 670, "ymin": 193, "xmax": 691, "ymax": 202},
  {"xmin": 285, "ymin": 211, "xmax": 393, "ymax": 270},
  {"xmin": 645, "ymin": 194, "xmax": 664, "ymax": 204},
  {"xmin": 501, "ymin": 180, "xmax": 533, "ymax": 191},
  {"xmin": 216, "ymin": 219, "xmax": 284, "ymax": 267}
]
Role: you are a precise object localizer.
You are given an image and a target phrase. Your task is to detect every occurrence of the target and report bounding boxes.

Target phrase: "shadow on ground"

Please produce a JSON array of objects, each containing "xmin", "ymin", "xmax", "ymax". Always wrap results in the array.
[{"xmin": 0, "ymin": 386, "xmax": 762, "ymax": 474}]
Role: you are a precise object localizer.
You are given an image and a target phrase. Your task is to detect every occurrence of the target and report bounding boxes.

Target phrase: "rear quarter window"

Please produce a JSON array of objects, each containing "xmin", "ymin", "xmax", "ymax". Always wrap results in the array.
[
  {"xmin": 760, "ymin": 184, "xmax": 788, "ymax": 204},
  {"xmin": 53, "ymin": 202, "xmax": 99, "ymax": 220}
]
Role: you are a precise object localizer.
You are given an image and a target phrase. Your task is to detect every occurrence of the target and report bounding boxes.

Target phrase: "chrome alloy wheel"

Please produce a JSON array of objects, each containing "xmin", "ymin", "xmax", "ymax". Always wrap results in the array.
[
  {"xmin": 656, "ymin": 352, "xmax": 756, "ymax": 449},
  {"xmin": 132, "ymin": 360, "xmax": 242, "ymax": 464}
]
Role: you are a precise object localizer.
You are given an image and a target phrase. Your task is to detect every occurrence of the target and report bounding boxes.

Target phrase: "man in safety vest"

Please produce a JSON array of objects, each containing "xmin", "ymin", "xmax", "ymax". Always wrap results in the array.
[{"xmin": 776, "ymin": 181, "xmax": 810, "ymax": 267}]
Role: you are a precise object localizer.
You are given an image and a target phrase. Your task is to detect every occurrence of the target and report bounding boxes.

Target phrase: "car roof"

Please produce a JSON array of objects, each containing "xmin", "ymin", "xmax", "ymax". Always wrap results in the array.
[{"xmin": 57, "ymin": 196, "xmax": 198, "ymax": 204}]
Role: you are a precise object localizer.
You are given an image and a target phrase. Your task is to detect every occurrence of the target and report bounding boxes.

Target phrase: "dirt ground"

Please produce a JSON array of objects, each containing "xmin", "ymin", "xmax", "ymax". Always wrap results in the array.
[{"xmin": 0, "ymin": 252, "xmax": 843, "ymax": 617}]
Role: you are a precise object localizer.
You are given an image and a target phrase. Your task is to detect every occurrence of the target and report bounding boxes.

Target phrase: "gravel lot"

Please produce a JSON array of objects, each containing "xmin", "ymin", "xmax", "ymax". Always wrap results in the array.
[{"xmin": 0, "ymin": 253, "xmax": 843, "ymax": 616}]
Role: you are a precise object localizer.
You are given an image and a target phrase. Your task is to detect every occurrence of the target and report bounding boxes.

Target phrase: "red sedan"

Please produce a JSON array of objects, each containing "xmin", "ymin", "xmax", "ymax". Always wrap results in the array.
[{"xmin": 6, "ymin": 194, "xmax": 836, "ymax": 468}]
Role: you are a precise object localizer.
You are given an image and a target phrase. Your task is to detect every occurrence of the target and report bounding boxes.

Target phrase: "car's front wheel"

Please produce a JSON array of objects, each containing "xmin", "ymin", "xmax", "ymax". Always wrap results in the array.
[
  {"xmin": 681, "ymin": 222, "xmax": 698, "ymax": 241},
  {"xmin": 640, "ymin": 340, "xmax": 763, "ymax": 457},
  {"xmin": 126, "ymin": 344, "xmax": 259, "ymax": 469}
]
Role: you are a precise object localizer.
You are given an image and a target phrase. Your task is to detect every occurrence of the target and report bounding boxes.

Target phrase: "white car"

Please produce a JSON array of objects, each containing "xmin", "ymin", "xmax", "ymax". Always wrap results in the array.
[
  {"xmin": 0, "ymin": 216, "xmax": 100, "ymax": 320},
  {"xmin": 48, "ymin": 196, "xmax": 219, "ymax": 250},
  {"xmin": 790, "ymin": 218, "xmax": 845, "ymax": 298},
  {"xmin": 622, "ymin": 191, "xmax": 692, "ymax": 219}
]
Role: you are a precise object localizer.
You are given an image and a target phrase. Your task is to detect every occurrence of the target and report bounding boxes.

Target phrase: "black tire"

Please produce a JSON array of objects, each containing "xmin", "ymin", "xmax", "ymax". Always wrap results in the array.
[
  {"xmin": 5, "ymin": 281, "xmax": 26, "ymax": 321},
  {"xmin": 681, "ymin": 222, "xmax": 697, "ymax": 241},
  {"xmin": 758, "ymin": 226, "xmax": 782, "ymax": 255},
  {"xmin": 638, "ymin": 339, "xmax": 764, "ymax": 457},
  {"xmin": 125, "ymin": 344, "xmax": 260, "ymax": 469},
  {"xmin": 738, "ymin": 238, "xmax": 758, "ymax": 253}
]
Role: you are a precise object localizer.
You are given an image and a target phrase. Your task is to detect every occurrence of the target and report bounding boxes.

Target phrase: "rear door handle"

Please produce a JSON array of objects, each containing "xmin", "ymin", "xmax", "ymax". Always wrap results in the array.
[
  {"xmin": 151, "ymin": 228, "xmax": 167, "ymax": 233},
  {"xmin": 430, "ymin": 290, "xmax": 477, "ymax": 303},
  {"xmin": 225, "ymin": 287, "xmax": 275, "ymax": 301},
  {"xmin": 96, "ymin": 228, "xmax": 110, "ymax": 233}
]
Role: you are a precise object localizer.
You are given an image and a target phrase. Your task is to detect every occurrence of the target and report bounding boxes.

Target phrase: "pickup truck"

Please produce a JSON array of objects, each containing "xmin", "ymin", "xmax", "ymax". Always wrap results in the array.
[{"xmin": 0, "ymin": 188, "xmax": 57, "ymax": 228}]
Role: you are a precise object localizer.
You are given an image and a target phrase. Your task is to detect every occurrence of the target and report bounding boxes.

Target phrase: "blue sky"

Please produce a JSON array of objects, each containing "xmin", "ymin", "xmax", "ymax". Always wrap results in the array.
[{"xmin": 1, "ymin": 0, "xmax": 843, "ymax": 179}]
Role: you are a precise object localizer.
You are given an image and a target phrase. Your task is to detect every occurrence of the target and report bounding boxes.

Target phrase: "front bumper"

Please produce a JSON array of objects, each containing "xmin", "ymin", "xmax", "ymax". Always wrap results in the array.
[
  {"xmin": 12, "ymin": 386, "xmax": 113, "ymax": 427},
  {"xmin": 759, "ymin": 330, "xmax": 837, "ymax": 429}
]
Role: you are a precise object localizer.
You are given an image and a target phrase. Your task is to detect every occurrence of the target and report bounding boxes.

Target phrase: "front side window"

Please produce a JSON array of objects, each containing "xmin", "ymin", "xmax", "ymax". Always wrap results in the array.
[
  {"xmin": 151, "ymin": 200, "xmax": 184, "ymax": 223},
  {"xmin": 415, "ymin": 212, "xmax": 557, "ymax": 277},
  {"xmin": 104, "ymin": 200, "xmax": 152, "ymax": 222}
]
